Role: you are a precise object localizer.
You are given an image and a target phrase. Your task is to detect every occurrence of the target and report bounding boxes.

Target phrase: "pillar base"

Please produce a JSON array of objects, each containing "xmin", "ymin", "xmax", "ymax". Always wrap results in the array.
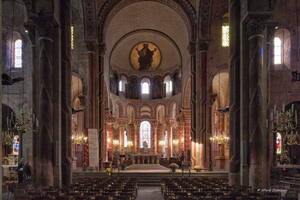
[{"xmin": 229, "ymin": 172, "xmax": 240, "ymax": 186}]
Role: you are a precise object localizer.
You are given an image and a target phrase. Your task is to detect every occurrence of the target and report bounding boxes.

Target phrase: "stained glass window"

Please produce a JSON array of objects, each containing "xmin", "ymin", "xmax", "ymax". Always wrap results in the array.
[
  {"xmin": 222, "ymin": 25, "xmax": 230, "ymax": 47},
  {"xmin": 140, "ymin": 121, "xmax": 151, "ymax": 148},
  {"xmin": 13, "ymin": 135, "xmax": 20, "ymax": 155},
  {"xmin": 276, "ymin": 132, "xmax": 282, "ymax": 154},
  {"xmin": 71, "ymin": 26, "xmax": 74, "ymax": 50},
  {"xmin": 14, "ymin": 39, "xmax": 22, "ymax": 68},
  {"xmin": 274, "ymin": 37, "xmax": 282, "ymax": 64}
]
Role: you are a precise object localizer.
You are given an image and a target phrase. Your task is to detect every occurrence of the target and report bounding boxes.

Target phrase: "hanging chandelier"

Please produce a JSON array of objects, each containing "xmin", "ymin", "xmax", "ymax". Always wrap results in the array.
[
  {"xmin": 209, "ymin": 134, "xmax": 230, "ymax": 144},
  {"xmin": 72, "ymin": 130, "xmax": 88, "ymax": 145}
]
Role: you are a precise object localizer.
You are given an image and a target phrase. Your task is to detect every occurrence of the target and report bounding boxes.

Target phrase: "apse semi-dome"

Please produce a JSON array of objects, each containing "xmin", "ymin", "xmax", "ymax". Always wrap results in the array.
[{"xmin": 110, "ymin": 31, "xmax": 181, "ymax": 75}]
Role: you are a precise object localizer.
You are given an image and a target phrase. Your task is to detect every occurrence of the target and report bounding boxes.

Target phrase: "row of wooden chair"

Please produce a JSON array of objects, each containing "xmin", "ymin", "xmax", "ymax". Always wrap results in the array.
[
  {"xmin": 161, "ymin": 177, "xmax": 292, "ymax": 200},
  {"xmin": 18, "ymin": 177, "xmax": 137, "ymax": 200}
]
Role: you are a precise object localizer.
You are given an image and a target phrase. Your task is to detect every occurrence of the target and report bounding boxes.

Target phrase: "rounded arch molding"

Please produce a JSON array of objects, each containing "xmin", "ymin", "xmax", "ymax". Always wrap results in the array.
[{"xmin": 97, "ymin": 0, "xmax": 197, "ymax": 41}]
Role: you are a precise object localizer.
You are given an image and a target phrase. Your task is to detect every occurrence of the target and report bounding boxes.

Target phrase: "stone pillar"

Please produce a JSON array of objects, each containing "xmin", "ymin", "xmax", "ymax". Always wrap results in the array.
[
  {"xmin": 229, "ymin": 0, "xmax": 241, "ymax": 186},
  {"xmin": 153, "ymin": 121, "xmax": 158, "ymax": 154},
  {"xmin": 0, "ymin": 0, "xmax": 2, "ymax": 194},
  {"xmin": 135, "ymin": 121, "xmax": 140, "ymax": 153},
  {"xmin": 197, "ymin": 41, "xmax": 208, "ymax": 168},
  {"xmin": 119, "ymin": 125, "xmax": 125, "ymax": 154},
  {"xmin": 60, "ymin": 0, "xmax": 72, "ymax": 187},
  {"xmin": 207, "ymin": 94, "xmax": 217, "ymax": 171},
  {"xmin": 247, "ymin": 17, "xmax": 269, "ymax": 188},
  {"xmin": 102, "ymin": 125, "xmax": 107, "ymax": 162},
  {"xmin": 86, "ymin": 41, "xmax": 97, "ymax": 129},
  {"xmin": 167, "ymin": 124, "xmax": 172, "ymax": 157},
  {"xmin": 35, "ymin": 15, "xmax": 58, "ymax": 187},
  {"xmin": 98, "ymin": 43, "xmax": 106, "ymax": 162},
  {"xmin": 133, "ymin": 123, "xmax": 137, "ymax": 153}
]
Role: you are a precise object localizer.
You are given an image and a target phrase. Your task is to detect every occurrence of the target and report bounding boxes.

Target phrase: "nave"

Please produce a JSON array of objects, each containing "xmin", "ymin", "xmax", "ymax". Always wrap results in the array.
[
  {"xmin": 1, "ymin": 0, "xmax": 300, "ymax": 199},
  {"xmin": 4, "ymin": 175, "xmax": 300, "ymax": 200}
]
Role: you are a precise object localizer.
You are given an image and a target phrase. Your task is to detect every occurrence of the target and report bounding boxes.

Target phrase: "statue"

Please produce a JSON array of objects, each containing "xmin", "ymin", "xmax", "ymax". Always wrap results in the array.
[{"xmin": 136, "ymin": 43, "xmax": 157, "ymax": 71}]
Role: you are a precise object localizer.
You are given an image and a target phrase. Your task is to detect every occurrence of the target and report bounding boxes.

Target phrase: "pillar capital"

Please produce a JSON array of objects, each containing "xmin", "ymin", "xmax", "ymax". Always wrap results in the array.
[
  {"xmin": 245, "ymin": 16, "xmax": 271, "ymax": 39},
  {"xmin": 86, "ymin": 41, "xmax": 98, "ymax": 53},
  {"xmin": 198, "ymin": 41, "xmax": 209, "ymax": 52},
  {"xmin": 33, "ymin": 13, "xmax": 58, "ymax": 40},
  {"xmin": 188, "ymin": 41, "xmax": 197, "ymax": 55},
  {"xmin": 99, "ymin": 43, "xmax": 106, "ymax": 55}
]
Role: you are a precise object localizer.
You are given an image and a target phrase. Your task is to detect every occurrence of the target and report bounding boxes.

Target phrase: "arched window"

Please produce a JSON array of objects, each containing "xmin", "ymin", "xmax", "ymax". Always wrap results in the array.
[
  {"xmin": 222, "ymin": 24, "xmax": 229, "ymax": 47},
  {"xmin": 141, "ymin": 78, "xmax": 150, "ymax": 94},
  {"xmin": 274, "ymin": 37, "xmax": 282, "ymax": 65},
  {"xmin": 119, "ymin": 80, "xmax": 124, "ymax": 92},
  {"xmin": 276, "ymin": 132, "xmax": 282, "ymax": 154},
  {"xmin": 140, "ymin": 121, "xmax": 151, "ymax": 148},
  {"xmin": 222, "ymin": 14, "xmax": 229, "ymax": 47},
  {"xmin": 274, "ymin": 28, "xmax": 291, "ymax": 68},
  {"xmin": 14, "ymin": 39, "xmax": 22, "ymax": 68},
  {"xmin": 164, "ymin": 76, "xmax": 173, "ymax": 97},
  {"xmin": 118, "ymin": 76, "xmax": 127, "ymax": 93},
  {"xmin": 124, "ymin": 130, "xmax": 128, "ymax": 148}
]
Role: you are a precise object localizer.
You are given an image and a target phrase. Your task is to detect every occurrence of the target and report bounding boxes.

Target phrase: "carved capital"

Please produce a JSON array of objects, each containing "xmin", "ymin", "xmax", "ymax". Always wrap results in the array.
[
  {"xmin": 86, "ymin": 41, "xmax": 97, "ymax": 53},
  {"xmin": 246, "ymin": 16, "xmax": 270, "ymax": 39},
  {"xmin": 99, "ymin": 43, "xmax": 106, "ymax": 55},
  {"xmin": 199, "ymin": 41, "xmax": 209, "ymax": 51},
  {"xmin": 33, "ymin": 12, "xmax": 58, "ymax": 40},
  {"xmin": 188, "ymin": 41, "xmax": 197, "ymax": 56}
]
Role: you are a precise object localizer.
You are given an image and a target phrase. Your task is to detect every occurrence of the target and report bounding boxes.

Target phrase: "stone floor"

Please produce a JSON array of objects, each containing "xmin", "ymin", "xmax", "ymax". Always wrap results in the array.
[{"xmin": 136, "ymin": 186, "xmax": 164, "ymax": 200}]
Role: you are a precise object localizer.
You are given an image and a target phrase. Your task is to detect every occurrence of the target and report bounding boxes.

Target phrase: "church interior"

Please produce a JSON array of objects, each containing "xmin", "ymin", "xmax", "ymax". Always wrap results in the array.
[{"xmin": 1, "ymin": 0, "xmax": 300, "ymax": 199}]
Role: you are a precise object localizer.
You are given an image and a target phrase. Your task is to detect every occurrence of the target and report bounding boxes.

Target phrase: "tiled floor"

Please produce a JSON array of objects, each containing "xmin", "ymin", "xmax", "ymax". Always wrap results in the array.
[{"xmin": 136, "ymin": 187, "xmax": 164, "ymax": 200}]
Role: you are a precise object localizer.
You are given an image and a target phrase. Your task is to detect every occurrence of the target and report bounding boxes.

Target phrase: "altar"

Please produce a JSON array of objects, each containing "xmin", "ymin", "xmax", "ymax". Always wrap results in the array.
[{"xmin": 131, "ymin": 154, "xmax": 161, "ymax": 164}]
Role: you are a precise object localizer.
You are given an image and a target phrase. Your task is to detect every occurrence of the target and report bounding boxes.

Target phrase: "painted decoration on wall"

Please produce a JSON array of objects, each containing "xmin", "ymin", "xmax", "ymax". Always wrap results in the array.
[
  {"xmin": 130, "ymin": 42, "xmax": 161, "ymax": 71},
  {"xmin": 12, "ymin": 135, "xmax": 19, "ymax": 155}
]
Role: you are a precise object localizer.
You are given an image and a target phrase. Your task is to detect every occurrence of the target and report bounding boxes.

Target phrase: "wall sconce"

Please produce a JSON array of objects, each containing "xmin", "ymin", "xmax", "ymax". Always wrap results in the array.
[
  {"xmin": 173, "ymin": 139, "xmax": 179, "ymax": 145},
  {"xmin": 159, "ymin": 140, "xmax": 165, "ymax": 145},
  {"xmin": 113, "ymin": 140, "xmax": 119, "ymax": 145},
  {"xmin": 107, "ymin": 138, "xmax": 111, "ymax": 143}
]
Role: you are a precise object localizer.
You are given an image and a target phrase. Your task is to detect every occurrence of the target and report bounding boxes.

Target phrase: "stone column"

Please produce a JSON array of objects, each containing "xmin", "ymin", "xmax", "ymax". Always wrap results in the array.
[
  {"xmin": 0, "ymin": 0, "xmax": 2, "ymax": 194},
  {"xmin": 153, "ymin": 121, "xmax": 158, "ymax": 154},
  {"xmin": 119, "ymin": 125, "xmax": 125, "ymax": 154},
  {"xmin": 207, "ymin": 94, "xmax": 217, "ymax": 170},
  {"xmin": 60, "ymin": 0, "xmax": 72, "ymax": 187},
  {"xmin": 167, "ymin": 123, "xmax": 172, "ymax": 157},
  {"xmin": 197, "ymin": 41, "xmax": 208, "ymax": 168},
  {"xmin": 86, "ymin": 41, "xmax": 97, "ymax": 129},
  {"xmin": 35, "ymin": 15, "xmax": 58, "ymax": 187},
  {"xmin": 229, "ymin": 0, "xmax": 241, "ymax": 186},
  {"xmin": 99, "ymin": 43, "xmax": 106, "ymax": 162},
  {"xmin": 183, "ymin": 110, "xmax": 192, "ymax": 162},
  {"xmin": 135, "ymin": 121, "xmax": 140, "ymax": 153},
  {"xmin": 247, "ymin": 17, "xmax": 269, "ymax": 188}
]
